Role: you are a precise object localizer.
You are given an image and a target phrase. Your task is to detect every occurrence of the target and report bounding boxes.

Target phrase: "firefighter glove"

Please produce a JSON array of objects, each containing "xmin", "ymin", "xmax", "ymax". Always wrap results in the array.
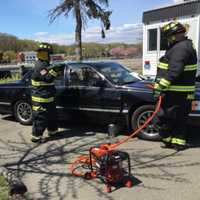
[
  {"xmin": 153, "ymin": 79, "xmax": 170, "ymax": 99},
  {"xmin": 153, "ymin": 84, "xmax": 162, "ymax": 100}
]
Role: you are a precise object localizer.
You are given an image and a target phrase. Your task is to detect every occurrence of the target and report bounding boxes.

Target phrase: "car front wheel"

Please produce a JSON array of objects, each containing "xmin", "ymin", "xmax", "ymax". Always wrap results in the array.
[
  {"xmin": 14, "ymin": 100, "xmax": 32, "ymax": 125},
  {"xmin": 131, "ymin": 105, "xmax": 160, "ymax": 141}
]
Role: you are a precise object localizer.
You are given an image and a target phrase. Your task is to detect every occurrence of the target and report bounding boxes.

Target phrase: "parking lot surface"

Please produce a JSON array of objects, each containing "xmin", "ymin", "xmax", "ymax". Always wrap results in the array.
[{"xmin": 0, "ymin": 114, "xmax": 200, "ymax": 200}]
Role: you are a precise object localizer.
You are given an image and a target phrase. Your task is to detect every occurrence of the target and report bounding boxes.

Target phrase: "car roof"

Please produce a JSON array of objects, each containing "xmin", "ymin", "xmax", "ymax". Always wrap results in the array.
[{"xmin": 65, "ymin": 60, "xmax": 117, "ymax": 66}]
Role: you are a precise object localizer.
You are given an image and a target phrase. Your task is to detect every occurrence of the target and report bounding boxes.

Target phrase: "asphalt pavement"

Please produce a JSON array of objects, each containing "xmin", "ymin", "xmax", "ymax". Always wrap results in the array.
[{"xmin": 0, "ymin": 114, "xmax": 200, "ymax": 200}]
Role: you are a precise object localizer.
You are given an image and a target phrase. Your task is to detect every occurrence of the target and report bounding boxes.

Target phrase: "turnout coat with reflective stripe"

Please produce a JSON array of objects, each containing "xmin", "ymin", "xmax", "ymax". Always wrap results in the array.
[
  {"xmin": 156, "ymin": 38, "xmax": 197, "ymax": 95},
  {"xmin": 31, "ymin": 60, "xmax": 57, "ymax": 103}
]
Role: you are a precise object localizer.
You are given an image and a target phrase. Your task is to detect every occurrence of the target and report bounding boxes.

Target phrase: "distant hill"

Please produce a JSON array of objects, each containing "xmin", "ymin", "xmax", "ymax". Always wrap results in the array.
[{"xmin": 0, "ymin": 32, "xmax": 142, "ymax": 62}]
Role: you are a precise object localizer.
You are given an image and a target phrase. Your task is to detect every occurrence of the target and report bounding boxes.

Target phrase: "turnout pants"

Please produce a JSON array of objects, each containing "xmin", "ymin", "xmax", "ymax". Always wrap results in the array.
[
  {"xmin": 157, "ymin": 93, "xmax": 191, "ymax": 145},
  {"xmin": 32, "ymin": 101, "xmax": 58, "ymax": 137}
]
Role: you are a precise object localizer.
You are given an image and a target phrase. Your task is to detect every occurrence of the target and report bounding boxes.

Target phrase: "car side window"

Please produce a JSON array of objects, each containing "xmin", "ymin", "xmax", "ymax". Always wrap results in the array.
[
  {"xmin": 68, "ymin": 67, "xmax": 83, "ymax": 86},
  {"xmin": 81, "ymin": 67, "xmax": 102, "ymax": 86},
  {"xmin": 68, "ymin": 65, "xmax": 102, "ymax": 87},
  {"xmin": 54, "ymin": 68, "xmax": 65, "ymax": 86}
]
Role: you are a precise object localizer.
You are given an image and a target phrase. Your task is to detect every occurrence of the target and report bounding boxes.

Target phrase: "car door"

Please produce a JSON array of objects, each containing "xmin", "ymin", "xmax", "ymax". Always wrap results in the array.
[
  {"xmin": 53, "ymin": 65, "xmax": 75, "ymax": 117},
  {"xmin": 77, "ymin": 65, "xmax": 123, "ymax": 122},
  {"xmin": 55, "ymin": 63, "xmax": 104, "ymax": 120},
  {"xmin": 96, "ymin": 78, "xmax": 123, "ymax": 123},
  {"xmin": 0, "ymin": 69, "xmax": 30, "ymax": 114},
  {"xmin": 69, "ymin": 64, "xmax": 103, "ymax": 112}
]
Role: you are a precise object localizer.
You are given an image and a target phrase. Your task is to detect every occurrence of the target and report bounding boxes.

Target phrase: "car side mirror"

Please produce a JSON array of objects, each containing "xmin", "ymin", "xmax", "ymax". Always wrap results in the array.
[{"xmin": 97, "ymin": 78, "xmax": 107, "ymax": 87}]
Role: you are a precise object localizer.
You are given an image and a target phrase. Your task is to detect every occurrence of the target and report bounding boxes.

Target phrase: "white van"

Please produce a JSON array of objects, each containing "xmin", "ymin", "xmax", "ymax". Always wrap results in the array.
[{"xmin": 142, "ymin": 0, "xmax": 200, "ymax": 78}]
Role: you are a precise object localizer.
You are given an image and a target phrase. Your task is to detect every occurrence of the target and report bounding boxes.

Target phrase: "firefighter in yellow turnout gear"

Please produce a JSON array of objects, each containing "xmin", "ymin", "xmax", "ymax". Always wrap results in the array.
[
  {"xmin": 154, "ymin": 22, "xmax": 197, "ymax": 151},
  {"xmin": 31, "ymin": 42, "xmax": 61, "ymax": 143}
]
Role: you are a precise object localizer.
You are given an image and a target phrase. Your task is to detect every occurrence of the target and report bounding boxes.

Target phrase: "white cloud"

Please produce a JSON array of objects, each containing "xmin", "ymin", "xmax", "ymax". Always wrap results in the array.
[
  {"xmin": 32, "ymin": 23, "xmax": 142, "ymax": 45},
  {"xmin": 34, "ymin": 32, "xmax": 48, "ymax": 36},
  {"xmin": 173, "ymin": 0, "xmax": 184, "ymax": 3},
  {"xmin": 173, "ymin": 0, "xmax": 180, "ymax": 2},
  {"xmin": 173, "ymin": 0, "xmax": 194, "ymax": 4}
]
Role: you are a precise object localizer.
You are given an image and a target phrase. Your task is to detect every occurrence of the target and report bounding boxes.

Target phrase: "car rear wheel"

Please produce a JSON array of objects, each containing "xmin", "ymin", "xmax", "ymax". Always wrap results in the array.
[
  {"xmin": 14, "ymin": 100, "xmax": 32, "ymax": 125},
  {"xmin": 131, "ymin": 105, "xmax": 160, "ymax": 141}
]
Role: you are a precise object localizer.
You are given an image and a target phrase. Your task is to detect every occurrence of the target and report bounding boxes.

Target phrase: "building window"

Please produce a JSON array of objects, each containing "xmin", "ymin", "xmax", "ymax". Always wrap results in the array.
[
  {"xmin": 160, "ymin": 31, "xmax": 168, "ymax": 50},
  {"xmin": 148, "ymin": 29, "xmax": 157, "ymax": 51}
]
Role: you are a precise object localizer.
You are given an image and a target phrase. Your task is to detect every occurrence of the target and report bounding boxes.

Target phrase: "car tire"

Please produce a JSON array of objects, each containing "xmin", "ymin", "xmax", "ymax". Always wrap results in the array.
[
  {"xmin": 131, "ymin": 105, "xmax": 160, "ymax": 141},
  {"xmin": 14, "ymin": 100, "xmax": 32, "ymax": 125}
]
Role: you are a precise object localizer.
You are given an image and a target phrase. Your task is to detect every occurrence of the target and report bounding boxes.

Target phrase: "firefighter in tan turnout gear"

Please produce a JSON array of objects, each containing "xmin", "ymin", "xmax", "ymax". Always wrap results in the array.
[
  {"xmin": 154, "ymin": 21, "xmax": 197, "ymax": 151},
  {"xmin": 31, "ymin": 42, "xmax": 61, "ymax": 143}
]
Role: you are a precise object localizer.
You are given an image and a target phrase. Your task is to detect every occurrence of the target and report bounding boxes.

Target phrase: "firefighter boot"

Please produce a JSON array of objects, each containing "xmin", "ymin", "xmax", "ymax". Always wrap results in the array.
[
  {"xmin": 31, "ymin": 135, "xmax": 43, "ymax": 143},
  {"xmin": 48, "ymin": 129, "xmax": 59, "ymax": 137},
  {"xmin": 172, "ymin": 144, "xmax": 188, "ymax": 151},
  {"xmin": 160, "ymin": 142, "xmax": 172, "ymax": 149},
  {"xmin": 160, "ymin": 136, "xmax": 172, "ymax": 149},
  {"xmin": 171, "ymin": 137, "xmax": 188, "ymax": 151}
]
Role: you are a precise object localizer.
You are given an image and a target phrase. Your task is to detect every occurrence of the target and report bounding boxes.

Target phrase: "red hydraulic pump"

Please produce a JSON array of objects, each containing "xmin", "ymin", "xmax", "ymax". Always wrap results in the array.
[
  {"xmin": 86, "ymin": 144, "xmax": 132, "ymax": 193},
  {"xmin": 70, "ymin": 95, "xmax": 162, "ymax": 193}
]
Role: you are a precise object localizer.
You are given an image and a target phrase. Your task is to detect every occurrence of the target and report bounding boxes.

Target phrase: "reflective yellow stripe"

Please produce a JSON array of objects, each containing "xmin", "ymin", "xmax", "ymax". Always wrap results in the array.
[
  {"xmin": 187, "ymin": 94, "xmax": 195, "ymax": 100},
  {"xmin": 154, "ymin": 83, "xmax": 160, "ymax": 89},
  {"xmin": 49, "ymin": 69, "xmax": 58, "ymax": 77},
  {"xmin": 162, "ymin": 136, "xmax": 171, "ymax": 143},
  {"xmin": 159, "ymin": 78, "xmax": 171, "ymax": 87},
  {"xmin": 158, "ymin": 62, "xmax": 168, "ymax": 70},
  {"xmin": 171, "ymin": 138, "xmax": 186, "ymax": 145},
  {"xmin": 32, "ymin": 96, "xmax": 54, "ymax": 103},
  {"xmin": 163, "ymin": 25, "xmax": 170, "ymax": 31},
  {"xmin": 31, "ymin": 80, "xmax": 54, "ymax": 86},
  {"xmin": 32, "ymin": 106, "xmax": 46, "ymax": 111},
  {"xmin": 184, "ymin": 64, "xmax": 197, "ymax": 71},
  {"xmin": 158, "ymin": 63, "xmax": 197, "ymax": 71},
  {"xmin": 168, "ymin": 85, "xmax": 195, "ymax": 92},
  {"xmin": 31, "ymin": 135, "xmax": 41, "ymax": 140}
]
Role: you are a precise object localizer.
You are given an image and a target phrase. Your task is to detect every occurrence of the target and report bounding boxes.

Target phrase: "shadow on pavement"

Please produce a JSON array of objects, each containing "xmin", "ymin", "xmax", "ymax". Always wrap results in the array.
[{"xmin": 1, "ymin": 116, "xmax": 200, "ymax": 198}]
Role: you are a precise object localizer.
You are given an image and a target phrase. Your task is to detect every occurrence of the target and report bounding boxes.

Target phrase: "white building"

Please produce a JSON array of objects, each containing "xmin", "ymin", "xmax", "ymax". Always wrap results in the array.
[{"xmin": 142, "ymin": 0, "xmax": 200, "ymax": 78}]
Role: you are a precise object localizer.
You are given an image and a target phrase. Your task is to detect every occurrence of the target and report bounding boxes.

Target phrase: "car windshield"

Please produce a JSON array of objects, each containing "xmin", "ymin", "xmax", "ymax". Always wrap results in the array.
[{"xmin": 94, "ymin": 62, "xmax": 140, "ymax": 85}]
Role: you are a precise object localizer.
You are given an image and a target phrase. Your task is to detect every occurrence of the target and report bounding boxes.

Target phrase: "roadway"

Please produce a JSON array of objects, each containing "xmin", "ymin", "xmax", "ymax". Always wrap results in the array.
[{"xmin": 0, "ymin": 114, "xmax": 200, "ymax": 200}]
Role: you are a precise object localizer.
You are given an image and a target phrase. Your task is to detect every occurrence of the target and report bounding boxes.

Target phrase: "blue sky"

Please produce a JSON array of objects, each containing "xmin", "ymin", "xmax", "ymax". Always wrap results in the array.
[{"xmin": 0, "ymin": 0, "xmax": 179, "ymax": 44}]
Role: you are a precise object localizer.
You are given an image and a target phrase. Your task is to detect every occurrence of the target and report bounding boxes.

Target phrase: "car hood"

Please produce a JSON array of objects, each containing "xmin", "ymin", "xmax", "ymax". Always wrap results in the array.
[
  {"xmin": 121, "ymin": 80, "xmax": 153, "ymax": 91},
  {"xmin": 124, "ymin": 80, "xmax": 200, "ymax": 100}
]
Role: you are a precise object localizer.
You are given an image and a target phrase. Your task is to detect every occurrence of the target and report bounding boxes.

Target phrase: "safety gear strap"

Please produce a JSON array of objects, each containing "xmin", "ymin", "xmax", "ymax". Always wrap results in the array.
[
  {"xmin": 32, "ymin": 96, "xmax": 54, "ymax": 103},
  {"xmin": 31, "ymin": 80, "xmax": 54, "ymax": 86}
]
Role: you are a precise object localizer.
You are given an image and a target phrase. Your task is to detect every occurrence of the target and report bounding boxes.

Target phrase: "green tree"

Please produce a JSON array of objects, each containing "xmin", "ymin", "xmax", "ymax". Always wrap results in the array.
[
  {"xmin": 49, "ymin": 0, "xmax": 112, "ymax": 61},
  {"xmin": 3, "ymin": 51, "xmax": 16, "ymax": 63}
]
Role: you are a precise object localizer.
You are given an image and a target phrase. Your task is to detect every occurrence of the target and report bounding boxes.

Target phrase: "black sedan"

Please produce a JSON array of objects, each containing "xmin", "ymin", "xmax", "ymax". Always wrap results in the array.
[{"xmin": 0, "ymin": 61, "xmax": 200, "ymax": 141}]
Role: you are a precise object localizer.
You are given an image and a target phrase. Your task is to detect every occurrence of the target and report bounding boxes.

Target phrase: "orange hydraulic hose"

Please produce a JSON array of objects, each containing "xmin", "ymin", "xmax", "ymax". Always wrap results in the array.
[
  {"xmin": 70, "ymin": 95, "xmax": 162, "ymax": 177},
  {"xmin": 110, "ymin": 95, "xmax": 162, "ymax": 149}
]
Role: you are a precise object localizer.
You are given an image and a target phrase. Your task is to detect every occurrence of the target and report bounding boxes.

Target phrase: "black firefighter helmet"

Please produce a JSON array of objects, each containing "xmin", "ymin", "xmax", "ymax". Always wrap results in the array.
[
  {"xmin": 37, "ymin": 42, "xmax": 53, "ymax": 54},
  {"xmin": 161, "ymin": 21, "xmax": 186, "ymax": 38}
]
